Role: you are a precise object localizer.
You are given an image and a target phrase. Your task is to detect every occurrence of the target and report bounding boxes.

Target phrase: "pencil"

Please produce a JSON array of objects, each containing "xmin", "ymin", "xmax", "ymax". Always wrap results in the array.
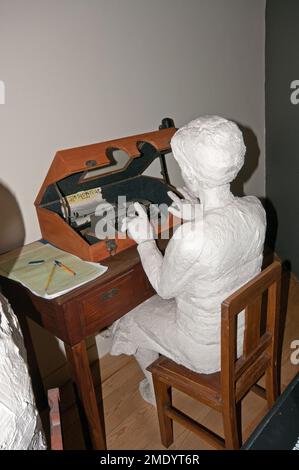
[
  {"xmin": 54, "ymin": 260, "xmax": 76, "ymax": 276},
  {"xmin": 45, "ymin": 263, "xmax": 57, "ymax": 293}
]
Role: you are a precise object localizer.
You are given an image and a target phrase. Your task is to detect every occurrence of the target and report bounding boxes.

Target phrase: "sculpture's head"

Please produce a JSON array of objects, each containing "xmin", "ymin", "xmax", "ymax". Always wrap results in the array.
[{"xmin": 171, "ymin": 115, "xmax": 246, "ymax": 192}]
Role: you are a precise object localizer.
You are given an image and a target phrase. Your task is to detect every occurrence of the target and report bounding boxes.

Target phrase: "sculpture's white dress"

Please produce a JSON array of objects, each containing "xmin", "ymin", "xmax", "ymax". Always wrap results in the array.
[
  {"xmin": 0, "ymin": 294, "xmax": 46, "ymax": 449},
  {"xmin": 111, "ymin": 195, "xmax": 266, "ymax": 374}
]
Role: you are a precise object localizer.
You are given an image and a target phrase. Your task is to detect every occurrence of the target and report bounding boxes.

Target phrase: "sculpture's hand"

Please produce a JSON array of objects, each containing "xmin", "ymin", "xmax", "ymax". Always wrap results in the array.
[
  {"xmin": 167, "ymin": 189, "xmax": 202, "ymax": 221},
  {"xmin": 121, "ymin": 202, "xmax": 155, "ymax": 244}
]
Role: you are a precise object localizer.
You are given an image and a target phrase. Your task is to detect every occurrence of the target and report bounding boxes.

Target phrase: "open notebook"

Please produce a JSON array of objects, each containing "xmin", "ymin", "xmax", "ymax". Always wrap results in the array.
[{"xmin": 0, "ymin": 241, "xmax": 107, "ymax": 299}]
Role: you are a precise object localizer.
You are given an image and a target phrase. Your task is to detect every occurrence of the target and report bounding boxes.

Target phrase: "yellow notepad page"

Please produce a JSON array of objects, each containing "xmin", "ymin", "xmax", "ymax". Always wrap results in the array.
[{"xmin": 0, "ymin": 241, "xmax": 107, "ymax": 299}]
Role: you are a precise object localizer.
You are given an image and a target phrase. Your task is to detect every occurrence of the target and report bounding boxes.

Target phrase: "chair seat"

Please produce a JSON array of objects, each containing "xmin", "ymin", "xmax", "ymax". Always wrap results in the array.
[{"xmin": 148, "ymin": 356, "xmax": 222, "ymax": 410}]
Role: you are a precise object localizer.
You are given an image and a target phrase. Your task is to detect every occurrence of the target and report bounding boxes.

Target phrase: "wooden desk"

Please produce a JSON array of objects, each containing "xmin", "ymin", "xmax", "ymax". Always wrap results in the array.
[{"xmin": 0, "ymin": 243, "xmax": 158, "ymax": 450}]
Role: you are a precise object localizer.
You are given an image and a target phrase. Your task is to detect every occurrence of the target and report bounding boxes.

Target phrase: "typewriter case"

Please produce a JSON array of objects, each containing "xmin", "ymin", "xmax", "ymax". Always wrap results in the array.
[{"xmin": 35, "ymin": 123, "xmax": 180, "ymax": 262}]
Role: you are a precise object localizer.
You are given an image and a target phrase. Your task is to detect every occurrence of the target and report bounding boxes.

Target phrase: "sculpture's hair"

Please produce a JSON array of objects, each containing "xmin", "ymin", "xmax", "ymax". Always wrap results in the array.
[{"xmin": 171, "ymin": 116, "xmax": 246, "ymax": 187}]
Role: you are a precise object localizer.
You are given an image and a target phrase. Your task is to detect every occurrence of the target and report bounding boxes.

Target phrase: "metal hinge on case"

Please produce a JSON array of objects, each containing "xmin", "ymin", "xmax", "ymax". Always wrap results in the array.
[{"xmin": 105, "ymin": 238, "xmax": 117, "ymax": 256}]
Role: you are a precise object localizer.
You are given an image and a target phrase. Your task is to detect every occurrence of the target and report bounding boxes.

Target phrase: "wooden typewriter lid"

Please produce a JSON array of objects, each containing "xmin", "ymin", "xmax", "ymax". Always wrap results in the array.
[{"xmin": 35, "ymin": 125, "xmax": 177, "ymax": 206}]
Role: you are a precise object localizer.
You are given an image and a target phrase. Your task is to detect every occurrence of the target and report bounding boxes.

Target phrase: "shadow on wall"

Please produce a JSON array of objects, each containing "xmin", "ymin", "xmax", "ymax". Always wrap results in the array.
[
  {"xmin": 230, "ymin": 125, "xmax": 279, "ymax": 263},
  {"xmin": 0, "ymin": 181, "xmax": 25, "ymax": 254},
  {"xmin": 231, "ymin": 123, "xmax": 260, "ymax": 197}
]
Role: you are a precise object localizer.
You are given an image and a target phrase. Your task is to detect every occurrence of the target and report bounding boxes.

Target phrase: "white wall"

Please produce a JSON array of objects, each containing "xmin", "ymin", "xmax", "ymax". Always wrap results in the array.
[{"xmin": 0, "ymin": 0, "xmax": 266, "ymax": 385}]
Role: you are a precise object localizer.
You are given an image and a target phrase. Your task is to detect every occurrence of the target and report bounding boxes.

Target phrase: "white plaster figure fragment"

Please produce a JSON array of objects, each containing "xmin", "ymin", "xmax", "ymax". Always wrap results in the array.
[
  {"xmin": 0, "ymin": 294, "xmax": 46, "ymax": 449},
  {"xmin": 111, "ymin": 116, "xmax": 266, "ymax": 406}
]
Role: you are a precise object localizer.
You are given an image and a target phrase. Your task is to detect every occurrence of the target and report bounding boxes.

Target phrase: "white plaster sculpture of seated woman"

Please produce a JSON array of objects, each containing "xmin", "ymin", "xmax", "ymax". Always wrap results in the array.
[{"xmin": 110, "ymin": 115, "xmax": 266, "ymax": 405}]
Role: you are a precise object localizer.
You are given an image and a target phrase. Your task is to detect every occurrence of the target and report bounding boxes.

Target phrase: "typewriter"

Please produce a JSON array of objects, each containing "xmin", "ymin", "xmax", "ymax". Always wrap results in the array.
[{"xmin": 35, "ymin": 118, "xmax": 181, "ymax": 262}]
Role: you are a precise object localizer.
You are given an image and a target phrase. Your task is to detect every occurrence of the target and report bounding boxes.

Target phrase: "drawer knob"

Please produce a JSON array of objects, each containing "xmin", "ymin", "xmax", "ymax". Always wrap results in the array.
[{"xmin": 101, "ymin": 287, "xmax": 119, "ymax": 301}]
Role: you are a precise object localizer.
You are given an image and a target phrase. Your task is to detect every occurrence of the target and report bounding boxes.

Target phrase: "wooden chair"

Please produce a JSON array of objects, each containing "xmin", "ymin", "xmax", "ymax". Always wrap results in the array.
[
  {"xmin": 48, "ymin": 388, "xmax": 63, "ymax": 450},
  {"xmin": 148, "ymin": 261, "xmax": 281, "ymax": 450}
]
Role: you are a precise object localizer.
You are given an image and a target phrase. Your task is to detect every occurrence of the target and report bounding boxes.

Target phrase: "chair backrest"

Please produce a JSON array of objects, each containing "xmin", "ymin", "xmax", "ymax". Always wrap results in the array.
[{"xmin": 220, "ymin": 261, "xmax": 281, "ymax": 403}]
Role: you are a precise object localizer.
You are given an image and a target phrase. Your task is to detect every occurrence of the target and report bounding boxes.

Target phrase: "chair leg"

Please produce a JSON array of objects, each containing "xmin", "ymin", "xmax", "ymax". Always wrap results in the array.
[
  {"xmin": 265, "ymin": 364, "xmax": 279, "ymax": 409},
  {"xmin": 152, "ymin": 375, "xmax": 173, "ymax": 448},
  {"xmin": 222, "ymin": 400, "xmax": 242, "ymax": 450}
]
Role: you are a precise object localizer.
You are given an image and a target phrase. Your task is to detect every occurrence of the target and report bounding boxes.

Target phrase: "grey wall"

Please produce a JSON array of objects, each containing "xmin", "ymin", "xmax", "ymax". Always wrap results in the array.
[{"xmin": 266, "ymin": 0, "xmax": 299, "ymax": 277}]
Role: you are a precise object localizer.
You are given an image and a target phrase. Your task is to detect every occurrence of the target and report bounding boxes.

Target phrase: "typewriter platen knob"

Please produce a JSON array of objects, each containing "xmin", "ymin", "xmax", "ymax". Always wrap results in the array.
[{"xmin": 159, "ymin": 117, "xmax": 175, "ymax": 130}]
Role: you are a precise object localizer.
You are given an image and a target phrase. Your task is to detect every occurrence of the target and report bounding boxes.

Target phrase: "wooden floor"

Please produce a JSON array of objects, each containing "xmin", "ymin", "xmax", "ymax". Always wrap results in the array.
[{"xmin": 58, "ymin": 272, "xmax": 299, "ymax": 450}]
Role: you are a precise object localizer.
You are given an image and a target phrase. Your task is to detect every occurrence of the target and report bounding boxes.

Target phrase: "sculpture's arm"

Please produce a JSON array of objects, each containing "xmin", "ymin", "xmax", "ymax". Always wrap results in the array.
[{"xmin": 137, "ymin": 221, "xmax": 204, "ymax": 299}]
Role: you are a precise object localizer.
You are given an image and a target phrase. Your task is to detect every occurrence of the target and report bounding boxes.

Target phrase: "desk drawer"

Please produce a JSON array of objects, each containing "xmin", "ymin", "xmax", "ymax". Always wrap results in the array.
[{"xmin": 81, "ymin": 264, "xmax": 154, "ymax": 334}]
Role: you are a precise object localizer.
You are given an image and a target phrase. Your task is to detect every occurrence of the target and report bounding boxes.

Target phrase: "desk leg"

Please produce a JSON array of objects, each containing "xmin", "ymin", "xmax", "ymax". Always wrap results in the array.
[{"xmin": 65, "ymin": 341, "xmax": 107, "ymax": 450}]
